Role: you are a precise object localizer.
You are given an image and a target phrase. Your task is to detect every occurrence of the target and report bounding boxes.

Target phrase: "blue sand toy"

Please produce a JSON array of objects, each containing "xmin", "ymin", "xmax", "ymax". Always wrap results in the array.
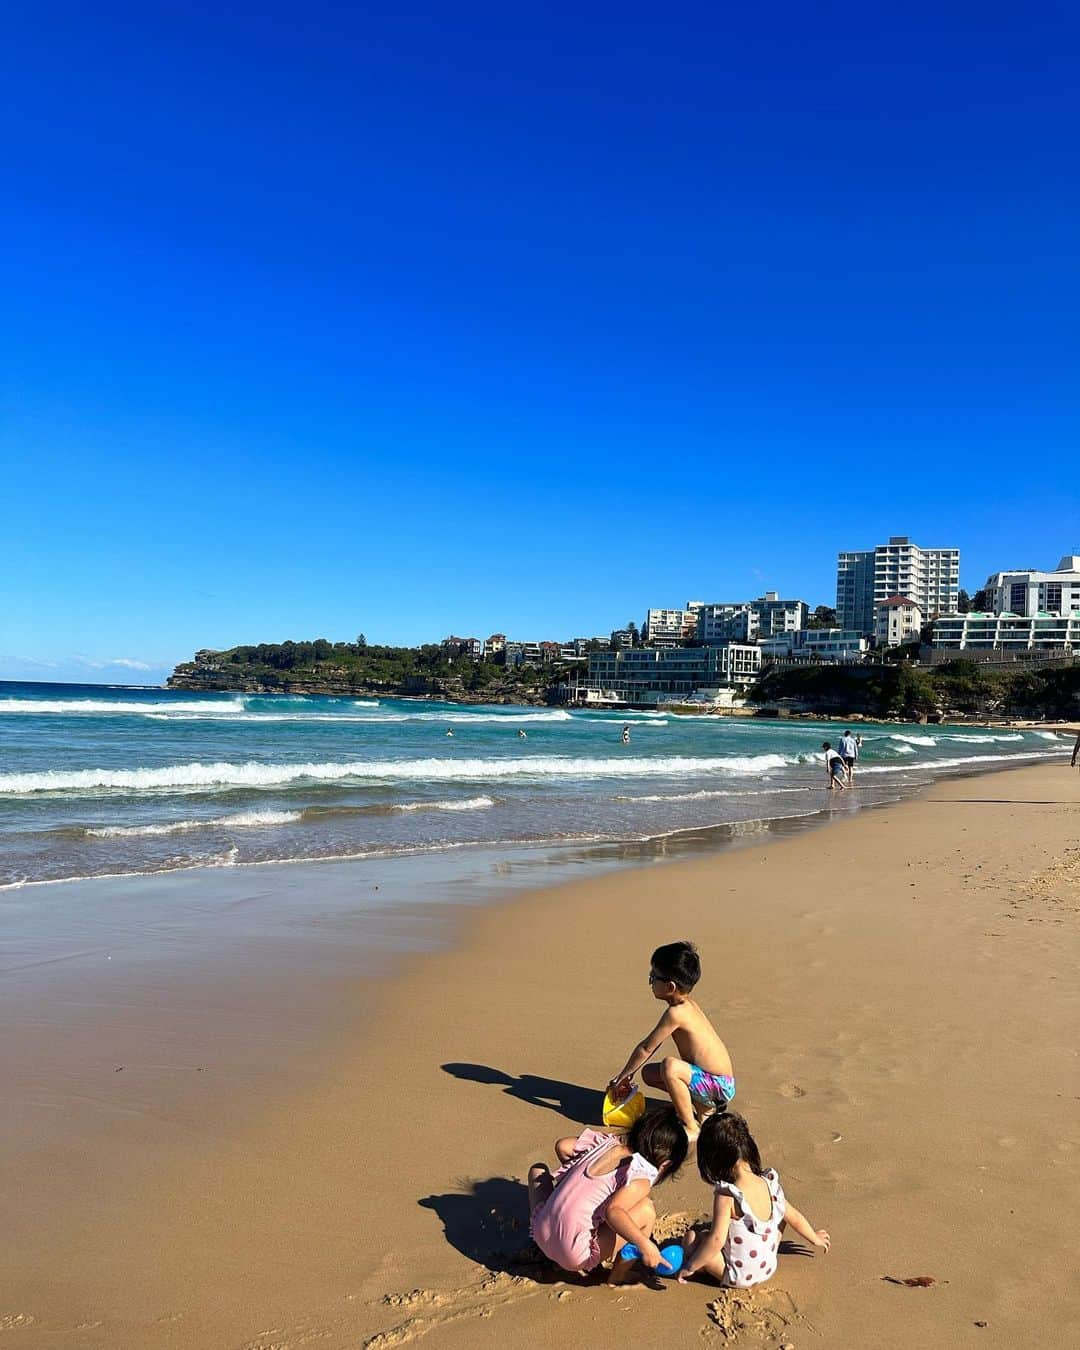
[{"xmin": 619, "ymin": 1241, "xmax": 684, "ymax": 1276}]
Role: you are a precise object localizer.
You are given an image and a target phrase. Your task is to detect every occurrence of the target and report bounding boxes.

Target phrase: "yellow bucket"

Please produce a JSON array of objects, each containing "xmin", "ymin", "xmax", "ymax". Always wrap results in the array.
[{"xmin": 602, "ymin": 1087, "xmax": 645, "ymax": 1130}]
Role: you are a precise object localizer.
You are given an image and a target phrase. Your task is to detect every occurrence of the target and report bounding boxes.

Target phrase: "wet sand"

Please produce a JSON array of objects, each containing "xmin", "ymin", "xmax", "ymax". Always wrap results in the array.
[{"xmin": 2, "ymin": 760, "xmax": 1079, "ymax": 1348}]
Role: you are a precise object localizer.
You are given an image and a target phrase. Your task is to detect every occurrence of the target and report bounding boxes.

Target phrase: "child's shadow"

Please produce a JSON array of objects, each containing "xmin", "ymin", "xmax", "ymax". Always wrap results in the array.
[
  {"xmin": 418, "ymin": 1177, "xmax": 564, "ymax": 1283},
  {"xmin": 441, "ymin": 1062, "xmax": 602, "ymax": 1124}
]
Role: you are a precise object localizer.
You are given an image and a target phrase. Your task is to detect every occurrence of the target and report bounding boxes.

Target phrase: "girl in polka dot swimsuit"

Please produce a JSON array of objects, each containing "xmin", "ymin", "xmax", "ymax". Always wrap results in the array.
[{"xmin": 677, "ymin": 1112, "xmax": 830, "ymax": 1288}]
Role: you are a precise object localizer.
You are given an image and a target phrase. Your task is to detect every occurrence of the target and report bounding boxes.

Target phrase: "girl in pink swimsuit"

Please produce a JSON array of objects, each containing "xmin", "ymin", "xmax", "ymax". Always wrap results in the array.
[
  {"xmin": 677, "ymin": 1112, "xmax": 831, "ymax": 1287},
  {"xmin": 528, "ymin": 1108, "xmax": 687, "ymax": 1275}
]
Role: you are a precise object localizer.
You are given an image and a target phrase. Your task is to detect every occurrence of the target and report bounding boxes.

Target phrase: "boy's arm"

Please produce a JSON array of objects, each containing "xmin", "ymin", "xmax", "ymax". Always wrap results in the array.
[
  {"xmin": 679, "ymin": 1192, "xmax": 732, "ymax": 1281},
  {"xmin": 784, "ymin": 1202, "xmax": 831, "ymax": 1252},
  {"xmin": 608, "ymin": 1007, "xmax": 682, "ymax": 1089}
]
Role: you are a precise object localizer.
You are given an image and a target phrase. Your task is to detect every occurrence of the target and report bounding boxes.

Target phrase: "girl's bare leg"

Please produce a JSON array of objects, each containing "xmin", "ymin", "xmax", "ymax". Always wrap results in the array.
[
  {"xmin": 680, "ymin": 1227, "xmax": 726, "ymax": 1280},
  {"xmin": 527, "ymin": 1163, "xmax": 553, "ymax": 1216}
]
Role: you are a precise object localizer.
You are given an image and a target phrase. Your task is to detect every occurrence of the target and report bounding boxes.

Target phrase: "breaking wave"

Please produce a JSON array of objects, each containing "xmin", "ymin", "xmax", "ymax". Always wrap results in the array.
[
  {"xmin": 83, "ymin": 810, "xmax": 303, "ymax": 837},
  {"xmin": 392, "ymin": 796, "xmax": 495, "ymax": 812},
  {"xmin": 0, "ymin": 697, "xmax": 247, "ymax": 716},
  {"xmin": 0, "ymin": 753, "xmax": 798, "ymax": 796}
]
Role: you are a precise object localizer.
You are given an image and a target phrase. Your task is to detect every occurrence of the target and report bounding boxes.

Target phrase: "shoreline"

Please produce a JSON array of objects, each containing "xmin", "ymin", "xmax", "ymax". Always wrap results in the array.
[
  {"xmin": 3, "ymin": 737, "xmax": 1073, "ymax": 893},
  {"xmin": 2, "ymin": 758, "xmax": 1079, "ymax": 1348}
]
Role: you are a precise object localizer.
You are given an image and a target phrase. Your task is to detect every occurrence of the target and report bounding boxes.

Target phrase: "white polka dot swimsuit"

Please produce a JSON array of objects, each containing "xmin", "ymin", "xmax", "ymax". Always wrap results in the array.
[{"xmin": 717, "ymin": 1168, "xmax": 786, "ymax": 1287}]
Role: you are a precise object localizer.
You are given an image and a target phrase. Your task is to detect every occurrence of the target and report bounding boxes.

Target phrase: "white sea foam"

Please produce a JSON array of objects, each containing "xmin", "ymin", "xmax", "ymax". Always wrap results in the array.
[
  {"xmin": 84, "ymin": 810, "xmax": 303, "ymax": 837},
  {"xmin": 939, "ymin": 732, "xmax": 1026, "ymax": 743},
  {"xmin": 0, "ymin": 697, "xmax": 247, "ymax": 716},
  {"xmin": 353, "ymin": 699, "xmax": 380, "ymax": 707},
  {"xmin": 0, "ymin": 753, "xmax": 797, "ymax": 796},
  {"xmin": 393, "ymin": 796, "xmax": 495, "ymax": 812},
  {"xmin": 861, "ymin": 749, "xmax": 1056, "ymax": 775},
  {"xmin": 582, "ymin": 717, "xmax": 668, "ymax": 726},
  {"xmin": 890, "ymin": 733, "xmax": 938, "ymax": 746},
  {"xmin": 1033, "ymin": 730, "xmax": 1063, "ymax": 740}
]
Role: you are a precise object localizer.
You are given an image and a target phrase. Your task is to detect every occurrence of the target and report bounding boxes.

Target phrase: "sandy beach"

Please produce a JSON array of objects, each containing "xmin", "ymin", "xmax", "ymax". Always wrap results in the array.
[{"xmin": 3, "ymin": 758, "xmax": 1079, "ymax": 1349}]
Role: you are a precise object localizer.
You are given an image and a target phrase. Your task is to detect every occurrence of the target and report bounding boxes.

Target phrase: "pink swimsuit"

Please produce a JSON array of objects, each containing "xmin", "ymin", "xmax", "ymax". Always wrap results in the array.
[
  {"xmin": 716, "ymin": 1168, "xmax": 787, "ymax": 1287},
  {"xmin": 530, "ymin": 1128, "xmax": 659, "ymax": 1272}
]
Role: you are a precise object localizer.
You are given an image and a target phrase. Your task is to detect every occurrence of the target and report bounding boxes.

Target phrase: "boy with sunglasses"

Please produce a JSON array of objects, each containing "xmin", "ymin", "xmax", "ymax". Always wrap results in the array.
[{"xmin": 607, "ymin": 941, "xmax": 735, "ymax": 1143}]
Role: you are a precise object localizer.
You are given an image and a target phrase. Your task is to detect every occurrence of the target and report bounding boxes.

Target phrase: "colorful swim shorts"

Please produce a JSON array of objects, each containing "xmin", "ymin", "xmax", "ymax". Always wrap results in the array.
[{"xmin": 688, "ymin": 1065, "xmax": 736, "ymax": 1110}]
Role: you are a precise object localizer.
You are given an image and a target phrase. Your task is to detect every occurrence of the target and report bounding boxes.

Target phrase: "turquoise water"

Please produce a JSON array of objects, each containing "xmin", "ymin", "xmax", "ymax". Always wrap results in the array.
[{"xmin": 0, "ymin": 680, "xmax": 1068, "ymax": 887}]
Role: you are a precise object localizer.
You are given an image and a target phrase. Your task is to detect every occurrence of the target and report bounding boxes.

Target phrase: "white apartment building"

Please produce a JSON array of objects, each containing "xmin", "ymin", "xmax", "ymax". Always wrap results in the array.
[
  {"xmin": 875, "ymin": 596, "xmax": 923, "ymax": 648},
  {"xmin": 641, "ymin": 608, "xmax": 699, "ymax": 648},
  {"xmin": 837, "ymin": 537, "xmax": 959, "ymax": 635},
  {"xmin": 760, "ymin": 629, "xmax": 869, "ymax": 662},
  {"xmin": 983, "ymin": 555, "xmax": 1080, "ymax": 617},
  {"xmin": 696, "ymin": 593, "xmax": 808, "ymax": 643},
  {"xmin": 932, "ymin": 611, "xmax": 1080, "ymax": 652}
]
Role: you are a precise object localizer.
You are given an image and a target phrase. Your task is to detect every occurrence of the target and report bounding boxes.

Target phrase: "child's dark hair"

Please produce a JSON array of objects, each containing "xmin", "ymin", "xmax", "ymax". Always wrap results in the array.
[
  {"xmin": 651, "ymin": 940, "xmax": 700, "ymax": 992},
  {"xmin": 696, "ymin": 1111, "xmax": 763, "ymax": 1186},
  {"xmin": 627, "ymin": 1106, "xmax": 688, "ymax": 1182}
]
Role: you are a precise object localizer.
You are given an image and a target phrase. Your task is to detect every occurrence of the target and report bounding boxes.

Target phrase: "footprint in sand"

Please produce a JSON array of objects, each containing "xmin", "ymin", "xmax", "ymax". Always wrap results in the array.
[
  {"xmin": 0, "ymin": 1314, "xmax": 36, "ymax": 1330},
  {"xmin": 777, "ymin": 1082, "xmax": 807, "ymax": 1099}
]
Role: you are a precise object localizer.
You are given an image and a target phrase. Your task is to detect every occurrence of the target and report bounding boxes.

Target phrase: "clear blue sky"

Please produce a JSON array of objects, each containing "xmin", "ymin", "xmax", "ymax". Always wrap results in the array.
[{"xmin": 4, "ymin": 2, "xmax": 1077, "ymax": 683}]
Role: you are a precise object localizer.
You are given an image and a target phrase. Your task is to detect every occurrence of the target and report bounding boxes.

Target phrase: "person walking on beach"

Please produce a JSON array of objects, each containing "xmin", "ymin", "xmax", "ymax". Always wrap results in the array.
[
  {"xmin": 838, "ymin": 729, "xmax": 859, "ymax": 784},
  {"xmin": 822, "ymin": 742, "xmax": 847, "ymax": 791},
  {"xmin": 1072, "ymin": 730, "xmax": 1080, "ymax": 768}
]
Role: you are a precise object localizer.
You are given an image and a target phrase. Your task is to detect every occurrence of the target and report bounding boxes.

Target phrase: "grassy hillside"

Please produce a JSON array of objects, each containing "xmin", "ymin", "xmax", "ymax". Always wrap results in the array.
[{"xmin": 168, "ymin": 640, "xmax": 556, "ymax": 700}]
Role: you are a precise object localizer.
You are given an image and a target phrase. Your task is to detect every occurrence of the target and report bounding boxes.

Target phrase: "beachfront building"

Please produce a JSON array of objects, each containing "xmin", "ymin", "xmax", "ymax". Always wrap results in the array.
[
  {"xmin": 760, "ymin": 629, "xmax": 869, "ymax": 663},
  {"xmin": 485, "ymin": 633, "xmax": 506, "ymax": 654},
  {"xmin": 695, "ymin": 593, "xmax": 809, "ymax": 643},
  {"xmin": 982, "ymin": 555, "xmax": 1080, "ymax": 617},
  {"xmin": 875, "ymin": 596, "xmax": 924, "ymax": 648},
  {"xmin": 586, "ymin": 643, "xmax": 761, "ymax": 701},
  {"xmin": 930, "ymin": 611, "xmax": 1080, "ymax": 653},
  {"xmin": 837, "ymin": 537, "xmax": 959, "ymax": 635},
  {"xmin": 641, "ymin": 607, "xmax": 700, "ymax": 648}
]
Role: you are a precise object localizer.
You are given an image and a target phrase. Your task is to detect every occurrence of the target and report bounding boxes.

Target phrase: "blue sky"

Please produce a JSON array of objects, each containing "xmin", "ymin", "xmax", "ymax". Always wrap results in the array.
[{"xmin": 4, "ymin": 2, "xmax": 1078, "ymax": 683}]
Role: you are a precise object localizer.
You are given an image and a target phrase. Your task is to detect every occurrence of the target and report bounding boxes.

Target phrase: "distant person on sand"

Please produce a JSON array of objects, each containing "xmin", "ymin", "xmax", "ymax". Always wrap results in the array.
[
  {"xmin": 528, "ymin": 1109, "xmax": 687, "ymax": 1276},
  {"xmin": 838, "ymin": 729, "xmax": 859, "ymax": 784},
  {"xmin": 607, "ymin": 941, "xmax": 735, "ymax": 1144},
  {"xmin": 822, "ymin": 742, "xmax": 847, "ymax": 791},
  {"xmin": 677, "ymin": 1111, "xmax": 830, "ymax": 1287},
  {"xmin": 622, "ymin": 724, "xmax": 631, "ymax": 745}
]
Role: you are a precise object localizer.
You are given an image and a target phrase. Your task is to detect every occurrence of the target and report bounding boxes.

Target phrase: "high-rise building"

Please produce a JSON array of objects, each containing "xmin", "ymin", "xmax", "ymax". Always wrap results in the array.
[{"xmin": 837, "ymin": 537, "xmax": 959, "ymax": 635}]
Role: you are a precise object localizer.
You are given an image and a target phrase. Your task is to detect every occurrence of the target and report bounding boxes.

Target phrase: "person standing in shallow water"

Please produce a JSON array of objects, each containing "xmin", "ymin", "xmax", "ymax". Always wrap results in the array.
[
  {"xmin": 822, "ymin": 742, "xmax": 847, "ymax": 791},
  {"xmin": 837, "ymin": 729, "xmax": 859, "ymax": 785},
  {"xmin": 622, "ymin": 724, "xmax": 631, "ymax": 745}
]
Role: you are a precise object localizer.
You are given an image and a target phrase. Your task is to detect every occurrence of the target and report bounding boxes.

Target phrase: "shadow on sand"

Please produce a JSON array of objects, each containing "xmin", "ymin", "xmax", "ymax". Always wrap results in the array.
[
  {"xmin": 441, "ymin": 1062, "xmax": 603, "ymax": 1124},
  {"xmin": 418, "ymin": 1176, "xmax": 567, "ymax": 1282}
]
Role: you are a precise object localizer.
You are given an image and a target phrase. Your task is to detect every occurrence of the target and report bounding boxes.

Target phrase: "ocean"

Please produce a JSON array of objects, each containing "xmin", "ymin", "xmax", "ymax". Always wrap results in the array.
[{"xmin": 0, "ymin": 680, "xmax": 1070, "ymax": 889}]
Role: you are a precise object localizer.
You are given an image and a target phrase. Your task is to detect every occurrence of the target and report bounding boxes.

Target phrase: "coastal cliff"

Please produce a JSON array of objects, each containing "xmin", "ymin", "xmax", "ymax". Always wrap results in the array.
[{"xmin": 167, "ymin": 643, "xmax": 553, "ymax": 705}]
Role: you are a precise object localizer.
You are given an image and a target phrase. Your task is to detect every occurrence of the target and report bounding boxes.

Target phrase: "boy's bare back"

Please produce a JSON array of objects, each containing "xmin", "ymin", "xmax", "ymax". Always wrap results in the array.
[{"xmin": 666, "ymin": 998, "xmax": 732, "ymax": 1077}]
